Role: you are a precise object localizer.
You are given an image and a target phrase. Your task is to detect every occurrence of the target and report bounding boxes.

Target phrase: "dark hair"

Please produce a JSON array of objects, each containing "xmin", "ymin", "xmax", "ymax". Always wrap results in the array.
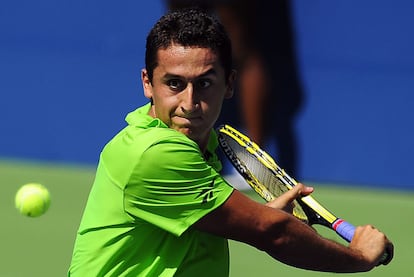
[{"xmin": 145, "ymin": 8, "xmax": 232, "ymax": 82}]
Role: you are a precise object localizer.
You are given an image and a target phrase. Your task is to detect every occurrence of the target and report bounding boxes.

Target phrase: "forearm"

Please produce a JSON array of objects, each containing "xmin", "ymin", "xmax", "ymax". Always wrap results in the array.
[{"xmin": 195, "ymin": 190, "xmax": 386, "ymax": 273}]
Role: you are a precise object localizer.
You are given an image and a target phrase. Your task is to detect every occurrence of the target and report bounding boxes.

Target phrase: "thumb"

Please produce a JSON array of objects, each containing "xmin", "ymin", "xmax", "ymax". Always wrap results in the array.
[
  {"xmin": 280, "ymin": 182, "xmax": 311, "ymax": 201},
  {"xmin": 266, "ymin": 183, "xmax": 313, "ymax": 210},
  {"xmin": 296, "ymin": 182, "xmax": 314, "ymax": 197}
]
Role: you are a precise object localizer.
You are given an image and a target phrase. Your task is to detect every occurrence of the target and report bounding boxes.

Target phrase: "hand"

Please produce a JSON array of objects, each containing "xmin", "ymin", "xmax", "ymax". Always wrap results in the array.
[
  {"xmin": 350, "ymin": 225, "xmax": 394, "ymax": 267},
  {"xmin": 265, "ymin": 183, "xmax": 314, "ymax": 213}
]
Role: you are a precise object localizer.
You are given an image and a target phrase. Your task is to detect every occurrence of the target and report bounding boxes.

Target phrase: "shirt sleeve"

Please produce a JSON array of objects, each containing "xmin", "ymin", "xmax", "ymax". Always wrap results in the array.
[{"xmin": 123, "ymin": 136, "xmax": 234, "ymax": 237}]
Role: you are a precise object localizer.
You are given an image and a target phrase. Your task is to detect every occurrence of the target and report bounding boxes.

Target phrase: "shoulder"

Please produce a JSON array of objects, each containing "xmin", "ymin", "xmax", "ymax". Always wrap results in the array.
[
  {"xmin": 102, "ymin": 125, "xmax": 199, "ymax": 164},
  {"xmin": 129, "ymin": 126, "xmax": 197, "ymax": 151}
]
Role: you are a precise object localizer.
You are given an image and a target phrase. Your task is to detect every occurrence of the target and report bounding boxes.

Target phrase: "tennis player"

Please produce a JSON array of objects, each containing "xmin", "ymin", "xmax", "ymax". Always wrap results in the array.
[{"xmin": 68, "ymin": 8, "xmax": 393, "ymax": 276}]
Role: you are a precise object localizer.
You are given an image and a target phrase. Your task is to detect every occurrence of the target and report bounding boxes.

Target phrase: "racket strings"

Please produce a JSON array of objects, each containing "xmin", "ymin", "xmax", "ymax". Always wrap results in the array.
[
  {"xmin": 222, "ymin": 135, "xmax": 308, "ymax": 222},
  {"xmin": 225, "ymin": 139, "xmax": 285, "ymax": 194}
]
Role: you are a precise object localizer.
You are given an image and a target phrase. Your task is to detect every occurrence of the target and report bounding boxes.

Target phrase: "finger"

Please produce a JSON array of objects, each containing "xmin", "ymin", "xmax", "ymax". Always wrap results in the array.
[
  {"xmin": 266, "ymin": 183, "xmax": 313, "ymax": 210},
  {"xmin": 381, "ymin": 239, "xmax": 394, "ymax": 265},
  {"xmin": 297, "ymin": 183, "xmax": 314, "ymax": 196},
  {"xmin": 277, "ymin": 183, "xmax": 306, "ymax": 204},
  {"xmin": 286, "ymin": 183, "xmax": 314, "ymax": 198}
]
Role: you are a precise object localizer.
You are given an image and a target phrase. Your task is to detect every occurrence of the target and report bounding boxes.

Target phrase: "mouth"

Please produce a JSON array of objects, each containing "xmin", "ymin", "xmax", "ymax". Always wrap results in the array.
[{"xmin": 174, "ymin": 115, "xmax": 203, "ymax": 127}]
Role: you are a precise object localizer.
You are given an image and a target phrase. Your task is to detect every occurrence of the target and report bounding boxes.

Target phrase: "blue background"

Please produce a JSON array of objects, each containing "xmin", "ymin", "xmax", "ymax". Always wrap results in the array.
[{"xmin": 1, "ymin": 0, "xmax": 413, "ymax": 189}]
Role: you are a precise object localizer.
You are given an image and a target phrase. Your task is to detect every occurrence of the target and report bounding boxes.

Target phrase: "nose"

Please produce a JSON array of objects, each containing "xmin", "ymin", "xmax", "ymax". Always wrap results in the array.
[{"xmin": 180, "ymin": 84, "xmax": 199, "ymax": 114}]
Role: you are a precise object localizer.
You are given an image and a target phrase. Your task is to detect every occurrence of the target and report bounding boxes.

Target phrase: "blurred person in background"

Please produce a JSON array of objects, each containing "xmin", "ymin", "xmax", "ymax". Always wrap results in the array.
[{"xmin": 166, "ymin": 0, "xmax": 304, "ymax": 176}]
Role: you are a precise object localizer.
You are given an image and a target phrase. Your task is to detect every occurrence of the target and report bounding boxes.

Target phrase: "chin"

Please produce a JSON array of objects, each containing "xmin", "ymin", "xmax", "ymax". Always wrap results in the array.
[
  {"xmin": 175, "ymin": 126, "xmax": 193, "ymax": 136},
  {"xmin": 179, "ymin": 127, "xmax": 200, "ymax": 140}
]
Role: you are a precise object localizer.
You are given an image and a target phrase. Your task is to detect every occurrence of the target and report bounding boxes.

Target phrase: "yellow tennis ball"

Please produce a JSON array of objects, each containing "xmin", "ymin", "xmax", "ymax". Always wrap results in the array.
[{"xmin": 15, "ymin": 183, "xmax": 51, "ymax": 217}]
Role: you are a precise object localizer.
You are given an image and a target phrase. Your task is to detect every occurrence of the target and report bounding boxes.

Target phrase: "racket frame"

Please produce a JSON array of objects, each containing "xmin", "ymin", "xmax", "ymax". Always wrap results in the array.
[{"xmin": 218, "ymin": 124, "xmax": 352, "ymax": 237}]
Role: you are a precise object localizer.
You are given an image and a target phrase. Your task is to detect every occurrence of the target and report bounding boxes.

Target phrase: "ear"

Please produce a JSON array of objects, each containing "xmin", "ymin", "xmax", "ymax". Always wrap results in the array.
[
  {"xmin": 141, "ymin": 69, "xmax": 153, "ymax": 99},
  {"xmin": 224, "ymin": 69, "xmax": 237, "ymax": 99}
]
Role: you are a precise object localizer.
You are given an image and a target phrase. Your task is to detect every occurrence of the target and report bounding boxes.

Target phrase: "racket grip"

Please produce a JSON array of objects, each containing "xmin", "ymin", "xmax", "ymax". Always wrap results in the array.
[
  {"xmin": 333, "ymin": 219, "xmax": 390, "ymax": 265},
  {"xmin": 332, "ymin": 219, "xmax": 355, "ymax": 242}
]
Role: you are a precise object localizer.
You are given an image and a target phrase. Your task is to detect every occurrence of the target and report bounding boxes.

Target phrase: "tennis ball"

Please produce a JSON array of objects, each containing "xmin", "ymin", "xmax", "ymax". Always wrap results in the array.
[{"xmin": 15, "ymin": 183, "xmax": 51, "ymax": 217}]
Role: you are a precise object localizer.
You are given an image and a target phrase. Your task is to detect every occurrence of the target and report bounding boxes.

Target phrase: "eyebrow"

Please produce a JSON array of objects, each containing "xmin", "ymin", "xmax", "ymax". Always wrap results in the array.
[{"xmin": 163, "ymin": 68, "xmax": 218, "ymax": 80}]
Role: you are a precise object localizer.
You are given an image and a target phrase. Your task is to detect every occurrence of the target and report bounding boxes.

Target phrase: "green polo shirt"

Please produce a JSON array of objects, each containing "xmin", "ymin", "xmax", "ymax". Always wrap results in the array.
[{"xmin": 68, "ymin": 103, "xmax": 234, "ymax": 276}]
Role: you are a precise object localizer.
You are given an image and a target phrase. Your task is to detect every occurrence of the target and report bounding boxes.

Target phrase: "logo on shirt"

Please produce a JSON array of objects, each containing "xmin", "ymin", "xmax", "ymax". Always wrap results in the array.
[{"xmin": 197, "ymin": 177, "xmax": 216, "ymax": 204}]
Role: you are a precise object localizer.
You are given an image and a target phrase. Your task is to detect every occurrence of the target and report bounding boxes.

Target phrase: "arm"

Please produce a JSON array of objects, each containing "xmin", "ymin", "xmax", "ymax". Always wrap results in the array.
[{"xmin": 194, "ymin": 184, "xmax": 393, "ymax": 273}]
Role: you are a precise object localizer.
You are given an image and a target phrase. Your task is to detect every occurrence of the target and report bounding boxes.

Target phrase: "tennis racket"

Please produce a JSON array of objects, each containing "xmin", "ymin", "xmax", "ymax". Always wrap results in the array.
[{"xmin": 217, "ymin": 124, "xmax": 389, "ymax": 264}]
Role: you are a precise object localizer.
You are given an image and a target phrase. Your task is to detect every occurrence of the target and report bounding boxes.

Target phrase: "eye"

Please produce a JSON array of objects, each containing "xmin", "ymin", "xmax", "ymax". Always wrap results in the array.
[
  {"xmin": 197, "ymin": 79, "xmax": 212, "ymax": 89},
  {"xmin": 167, "ymin": 79, "xmax": 185, "ymax": 91}
]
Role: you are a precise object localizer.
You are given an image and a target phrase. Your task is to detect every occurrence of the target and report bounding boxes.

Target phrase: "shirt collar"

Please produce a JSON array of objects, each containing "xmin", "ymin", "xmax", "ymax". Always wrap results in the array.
[
  {"xmin": 125, "ymin": 103, "xmax": 222, "ymax": 171},
  {"xmin": 125, "ymin": 102, "xmax": 167, "ymax": 128}
]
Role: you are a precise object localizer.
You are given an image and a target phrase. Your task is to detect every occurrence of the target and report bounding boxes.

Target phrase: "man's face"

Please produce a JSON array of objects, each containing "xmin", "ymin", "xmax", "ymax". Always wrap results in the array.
[{"xmin": 142, "ymin": 44, "xmax": 235, "ymax": 150}]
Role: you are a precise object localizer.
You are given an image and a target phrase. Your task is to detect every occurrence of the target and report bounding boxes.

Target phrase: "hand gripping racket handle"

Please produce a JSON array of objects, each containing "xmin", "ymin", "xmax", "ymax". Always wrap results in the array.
[
  {"xmin": 332, "ymin": 219, "xmax": 355, "ymax": 242},
  {"xmin": 332, "ymin": 219, "xmax": 390, "ymax": 265}
]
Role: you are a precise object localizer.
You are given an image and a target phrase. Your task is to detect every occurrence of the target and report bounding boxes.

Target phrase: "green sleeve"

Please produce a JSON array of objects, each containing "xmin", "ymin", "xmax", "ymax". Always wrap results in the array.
[{"xmin": 124, "ymin": 137, "xmax": 233, "ymax": 236}]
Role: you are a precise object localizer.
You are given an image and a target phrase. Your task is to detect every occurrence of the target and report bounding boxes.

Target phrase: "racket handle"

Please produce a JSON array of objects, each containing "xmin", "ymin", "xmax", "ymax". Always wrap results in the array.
[
  {"xmin": 332, "ymin": 219, "xmax": 355, "ymax": 242},
  {"xmin": 332, "ymin": 219, "xmax": 391, "ymax": 265}
]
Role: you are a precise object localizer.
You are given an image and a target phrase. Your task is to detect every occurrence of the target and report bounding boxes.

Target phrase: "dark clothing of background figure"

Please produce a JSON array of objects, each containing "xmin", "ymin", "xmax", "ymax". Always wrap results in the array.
[{"xmin": 166, "ymin": 0, "xmax": 304, "ymax": 176}]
